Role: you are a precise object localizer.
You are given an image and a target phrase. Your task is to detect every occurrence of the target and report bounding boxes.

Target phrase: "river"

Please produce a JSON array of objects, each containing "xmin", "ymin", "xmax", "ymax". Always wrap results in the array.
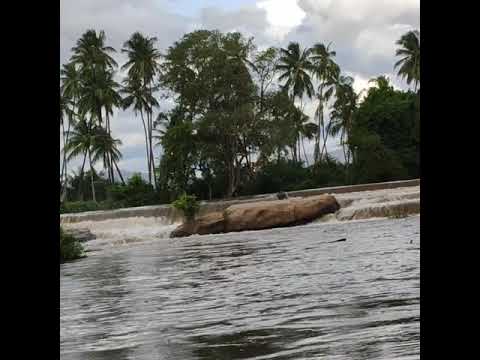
[{"xmin": 61, "ymin": 214, "xmax": 420, "ymax": 359}]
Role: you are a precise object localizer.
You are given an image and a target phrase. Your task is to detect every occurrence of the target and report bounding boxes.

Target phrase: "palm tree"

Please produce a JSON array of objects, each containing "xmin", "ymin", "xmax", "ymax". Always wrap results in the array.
[
  {"xmin": 121, "ymin": 32, "xmax": 161, "ymax": 187},
  {"xmin": 395, "ymin": 30, "xmax": 420, "ymax": 91},
  {"xmin": 71, "ymin": 30, "xmax": 122, "ymax": 184},
  {"xmin": 369, "ymin": 75, "xmax": 393, "ymax": 91},
  {"xmin": 64, "ymin": 119, "xmax": 99, "ymax": 202},
  {"xmin": 121, "ymin": 76, "xmax": 155, "ymax": 182},
  {"xmin": 310, "ymin": 42, "xmax": 340, "ymax": 163},
  {"xmin": 60, "ymin": 62, "xmax": 82, "ymax": 199},
  {"xmin": 91, "ymin": 127, "xmax": 125, "ymax": 185},
  {"xmin": 71, "ymin": 30, "xmax": 117, "ymax": 74},
  {"xmin": 60, "ymin": 94, "xmax": 74, "ymax": 198},
  {"xmin": 329, "ymin": 75, "xmax": 357, "ymax": 166},
  {"xmin": 97, "ymin": 70, "xmax": 122, "ymax": 183},
  {"xmin": 276, "ymin": 42, "xmax": 314, "ymax": 104},
  {"xmin": 296, "ymin": 110, "xmax": 318, "ymax": 166},
  {"xmin": 276, "ymin": 42, "xmax": 314, "ymax": 162}
]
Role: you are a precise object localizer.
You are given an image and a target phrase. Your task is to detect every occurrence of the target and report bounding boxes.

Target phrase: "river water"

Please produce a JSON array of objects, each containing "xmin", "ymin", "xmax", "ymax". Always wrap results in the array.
[{"xmin": 60, "ymin": 215, "xmax": 420, "ymax": 359}]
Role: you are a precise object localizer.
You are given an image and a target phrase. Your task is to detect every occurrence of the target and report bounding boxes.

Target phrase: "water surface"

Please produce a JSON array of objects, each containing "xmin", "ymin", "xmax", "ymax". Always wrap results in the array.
[{"xmin": 61, "ymin": 216, "xmax": 420, "ymax": 359}]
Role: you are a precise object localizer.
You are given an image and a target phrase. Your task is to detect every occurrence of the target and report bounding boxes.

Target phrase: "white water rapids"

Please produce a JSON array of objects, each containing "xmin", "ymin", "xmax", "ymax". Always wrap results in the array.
[{"xmin": 62, "ymin": 186, "xmax": 419, "ymax": 253}]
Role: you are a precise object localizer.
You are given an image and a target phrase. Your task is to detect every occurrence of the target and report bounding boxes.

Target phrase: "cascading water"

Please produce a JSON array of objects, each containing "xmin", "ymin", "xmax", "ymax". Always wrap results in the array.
[
  {"xmin": 64, "ymin": 217, "xmax": 181, "ymax": 252},
  {"xmin": 334, "ymin": 186, "xmax": 420, "ymax": 221},
  {"xmin": 61, "ymin": 186, "xmax": 420, "ymax": 253}
]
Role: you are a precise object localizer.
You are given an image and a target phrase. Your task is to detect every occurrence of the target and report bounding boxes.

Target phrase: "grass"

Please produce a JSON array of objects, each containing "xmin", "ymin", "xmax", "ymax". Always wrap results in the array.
[{"xmin": 60, "ymin": 227, "xmax": 85, "ymax": 263}]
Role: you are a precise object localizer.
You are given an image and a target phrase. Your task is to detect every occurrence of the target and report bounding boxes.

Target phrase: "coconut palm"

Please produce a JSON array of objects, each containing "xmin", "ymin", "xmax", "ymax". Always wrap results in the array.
[
  {"xmin": 60, "ymin": 62, "xmax": 82, "ymax": 198},
  {"xmin": 297, "ymin": 112, "xmax": 318, "ymax": 166},
  {"xmin": 60, "ymin": 94, "xmax": 74, "ymax": 196},
  {"xmin": 369, "ymin": 75, "xmax": 393, "ymax": 90},
  {"xmin": 64, "ymin": 119, "xmax": 100, "ymax": 202},
  {"xmin": 121, "ymin": 76, "xmax": 156, "ymax": 182},
  {"xmin": 395, "ymin": 30, "xmax": 420, "ymax": 91},
  {"xmin": 329, "ymin": 75, "xmax": 357, "ymax": 166},
  {"xmin": 97, "ymin": 70, "xmax": 122, "ymax": 183},
  {"xmin": 122, "ymin": 32, "xmax": 161, "ymax": 186},
  {"xmin": 310, "ymin": 42, "xmax": 340, "ymax": 163},
  {"xmin": 70, "ymin": 29, "xmax": 123, "ymax": 185},
  {"xmin": 276, "ymin": 42, "xmax": 314, "ymax": 163},
  {"xmin": 91, "ymin": 127, "xmax": 125, "ymax": 185},
  {"xmin": 276, "ymin": 42, "xmax": 314, "ymax": 104},
  {"xmin": 71, "ymin": 30, "xmax": 117, "ymax": 73}
]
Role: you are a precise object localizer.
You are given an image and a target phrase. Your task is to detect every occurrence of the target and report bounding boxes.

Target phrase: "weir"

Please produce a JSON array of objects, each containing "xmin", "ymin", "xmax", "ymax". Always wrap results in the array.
[
  {"xmin": 61, "ymin": 179, "xmax": 420, "ymax": 224},
  {"xmin": 60, "ymin": 180, "xmax": 420, "ymax": 252}
]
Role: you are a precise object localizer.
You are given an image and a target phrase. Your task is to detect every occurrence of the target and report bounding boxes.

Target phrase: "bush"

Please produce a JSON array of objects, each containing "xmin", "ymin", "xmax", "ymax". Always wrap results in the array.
[
  {"xmin": 172, "ymin": 193, "xmax": 200, "ymax": 221},
  {"xmin": 107, "ymin": 173, "xmax": 158, "ymax": 208},
  {"xmin": 60, "ymin": 227, "xmax": 84, "ymax": 263},
  {"xmin": 245, "ymin": 160, "xmax": 311, "ymax": 195},
  {"xmin": 60, "ymin": 200, "xmax": 100, "ymax": 214}
]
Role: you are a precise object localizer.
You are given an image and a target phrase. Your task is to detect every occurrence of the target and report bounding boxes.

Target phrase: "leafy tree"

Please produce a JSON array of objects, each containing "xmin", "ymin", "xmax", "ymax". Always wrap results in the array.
[
  {"xmin": 349, "ymin": 77, "xmax": 419, "ymax": 182},
  {"xmin": 159, "ymin": 30, "xmax": 257, "ymax": 197}
]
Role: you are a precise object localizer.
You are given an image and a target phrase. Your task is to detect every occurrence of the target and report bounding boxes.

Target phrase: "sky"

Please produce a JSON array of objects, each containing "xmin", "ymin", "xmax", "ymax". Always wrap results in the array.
[{"xmin": 60, "ymin": 0, "xmax": 420, "ymax": 174}]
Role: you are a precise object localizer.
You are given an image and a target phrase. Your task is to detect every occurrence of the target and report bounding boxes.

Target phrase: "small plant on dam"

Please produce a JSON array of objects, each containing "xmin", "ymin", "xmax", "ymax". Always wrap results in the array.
[
  {"xmin": 172, "ymin": 193, "xmax": 200, "ymax": 222},
  {"xmin": 60, "ymin": 227, "xmax": 85, "ymax": 263}
]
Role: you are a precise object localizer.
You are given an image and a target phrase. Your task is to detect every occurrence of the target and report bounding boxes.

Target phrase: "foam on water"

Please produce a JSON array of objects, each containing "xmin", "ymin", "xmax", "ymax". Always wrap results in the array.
[
  {"xmin": 331, "ymin": 186, "xmax": 420, "ymax": 222},
  {"xmin": 63, "ymin": 186, "xmax": 420, "ymax": 252},
  {"xmin": 65, "ymin": 216, "xmax": 180, "ymax": 252}
]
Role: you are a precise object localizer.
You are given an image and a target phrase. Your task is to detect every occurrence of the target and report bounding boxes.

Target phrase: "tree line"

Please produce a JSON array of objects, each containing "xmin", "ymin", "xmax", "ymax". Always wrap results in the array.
[{"xmin": 60, "ymin": 28, "xmax": 420, "ymax": 205}]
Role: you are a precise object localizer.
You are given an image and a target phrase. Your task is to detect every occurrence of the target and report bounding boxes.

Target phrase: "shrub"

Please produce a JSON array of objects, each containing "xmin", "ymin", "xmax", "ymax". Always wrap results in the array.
[
  {"xmin": 107, "ymin": 173, "xmax": 157, "ymax": 208},
  {"xmin": 60, "ymin": 200, "xmax": 100, "ymax": 214},
  {"xmin": 60, "ymin": 227, "xmax": 84, "ymax": 263},
  {"xmin": 172, "ymin": 193, "xmax": 200, "ymax": 221}
]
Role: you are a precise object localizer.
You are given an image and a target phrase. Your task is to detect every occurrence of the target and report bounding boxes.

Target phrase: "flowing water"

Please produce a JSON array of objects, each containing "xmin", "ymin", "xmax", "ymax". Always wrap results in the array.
[{"xmin": 61, "ymin": 207, "xmax": 420, "ymax": 359}]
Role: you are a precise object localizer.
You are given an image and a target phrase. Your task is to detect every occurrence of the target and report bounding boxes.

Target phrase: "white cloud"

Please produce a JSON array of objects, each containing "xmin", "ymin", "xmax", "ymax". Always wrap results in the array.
[
  {"xmin": 257, "ymin": 0, "xmax": 306, "ymax": 40},
  {"xmin": 61, "ymin": 0, "xmax": 419, "ymax": 173}
]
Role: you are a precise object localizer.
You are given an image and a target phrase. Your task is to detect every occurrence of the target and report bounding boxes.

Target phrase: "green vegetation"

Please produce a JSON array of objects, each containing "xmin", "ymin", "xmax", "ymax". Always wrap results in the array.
[
  {"xmin": 172, "ymin": 193, "xmax": 200, "ymax": 221},
  {"xmin": 61, "ymin": 173, "xmax": 158, "ymax": 213},
  {"xmin": 60, "ymin": 227, "xmax": 85, "ymax": 263},
  {"xmin": 60, "ymin": 28, "xmax": 420, "ymax": 211}
]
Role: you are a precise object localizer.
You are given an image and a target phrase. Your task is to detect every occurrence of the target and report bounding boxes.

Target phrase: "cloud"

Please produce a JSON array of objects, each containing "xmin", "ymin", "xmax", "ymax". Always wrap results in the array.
[
  {"xmin": 257, "ymin": 0, "xmax": 306, "ymax": 41},
  {"xmin": 61, "ymin": 0, "xmax": 419, "ymax": 173},
  {"xmin": 199, "ymin": 6, "xmax": 269, "ymax": 39},
  {"xmin": 289, "ymin": 0, "xmax": 419, "ymax": 78}
]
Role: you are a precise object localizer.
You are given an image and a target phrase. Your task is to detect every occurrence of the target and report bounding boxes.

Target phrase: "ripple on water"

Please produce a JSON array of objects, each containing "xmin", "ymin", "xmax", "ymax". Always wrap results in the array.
[{"xmin": 61, "ymin": 216, "xmax": 420, "ymax": 360}]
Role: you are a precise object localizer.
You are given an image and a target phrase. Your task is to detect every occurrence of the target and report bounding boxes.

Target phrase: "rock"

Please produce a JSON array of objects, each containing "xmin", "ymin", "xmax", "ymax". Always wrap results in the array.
[
  {"xmin": 170, "ymin": 194, "xmax": 340, "ymax": 238},
  {"xmin": 291, "ymin": 195, "xmax": 341, "ymax": 223},
  {"xmin": 224, "ymin": 200, "xmax": 296, "ymax": 232},
  {"xmin": 170, "ymin": 212, "xmax": 225, "ymax": 238},
  {"xmin": 63, "ymin": 228, "xmax": 96, "ymax": 242}
]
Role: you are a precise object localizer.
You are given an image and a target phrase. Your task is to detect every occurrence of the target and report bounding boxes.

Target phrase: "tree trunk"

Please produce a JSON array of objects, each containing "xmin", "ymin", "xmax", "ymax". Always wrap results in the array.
[
  {"xmin": 60, "ymin": 121, "xmax": 66, "ymax": 184},
  {"xmin": 148, "ymin": 110, "xmax": 156, "ymax": 189},
  {"xmin": 113, "ymin": 158, "xmax": 126, "ymax": 185},
  {"xmin": 78, "ymin": 150, "xmax": 88, "ymax": 201},
  {"xmin": 88, "ymin": 150, "xmax": 96, "ymax": 203},
  {"xmin": 321, "ymin": 125, "xmax": 329, "ymax": 160},
  {"xmin": 302, "ymin": 137, "xmax": 309, "ymax": 166},
  {"xmin": 104, "ymin": 112, "xmax": 113, "ymax": 184},
  {"xmin": 139, "ymin": 110, "xmax": 152, "ymax": 185},
  {"xmin": 61, "ymin": 117, "xmax": 74, "ymax": 201},
  {"xmin": 315, "ymin": 85, "xmax": 324, "ymax": 164}
]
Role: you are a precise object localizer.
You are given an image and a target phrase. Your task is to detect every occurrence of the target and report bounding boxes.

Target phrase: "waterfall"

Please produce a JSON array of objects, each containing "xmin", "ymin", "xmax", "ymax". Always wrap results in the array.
[{"xmin": 61, "ymin": 184, "xmax": 420, "ymax": 252}]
